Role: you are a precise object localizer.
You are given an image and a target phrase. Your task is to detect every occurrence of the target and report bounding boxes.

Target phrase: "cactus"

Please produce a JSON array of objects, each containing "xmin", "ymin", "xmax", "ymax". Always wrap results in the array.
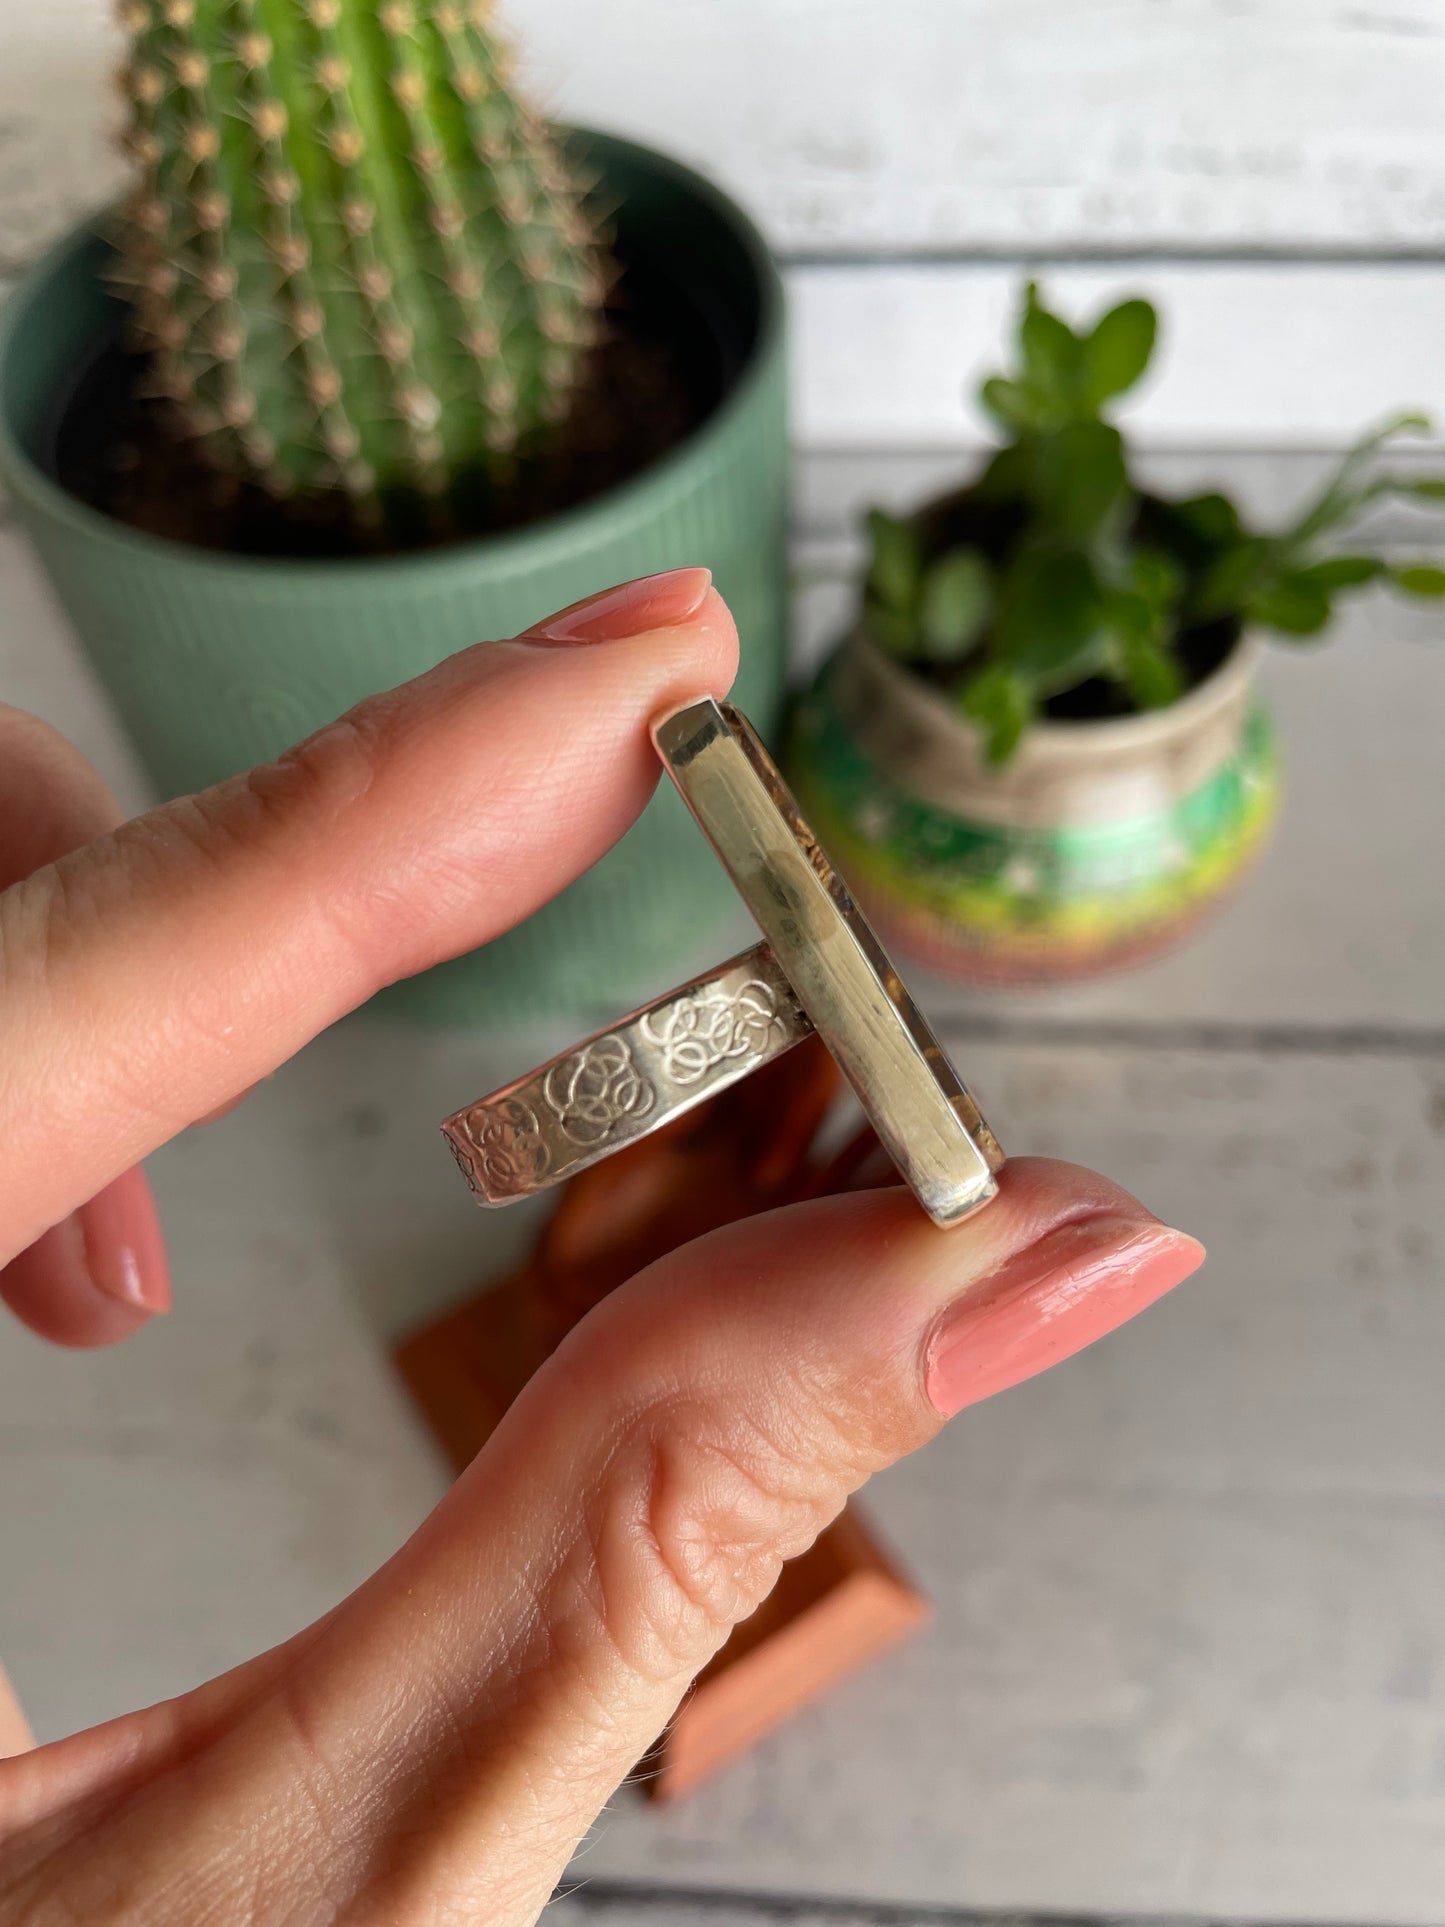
[{"xmin": 111, "ymin": 0, "xmax": 604, "ymax": 524}]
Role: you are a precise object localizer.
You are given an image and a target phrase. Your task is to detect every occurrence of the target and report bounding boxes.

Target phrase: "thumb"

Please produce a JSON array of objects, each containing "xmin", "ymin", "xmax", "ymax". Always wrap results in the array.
[{"xmin": 1, "ymin": 1160, "xmax": 1201, "ymax": 1926}]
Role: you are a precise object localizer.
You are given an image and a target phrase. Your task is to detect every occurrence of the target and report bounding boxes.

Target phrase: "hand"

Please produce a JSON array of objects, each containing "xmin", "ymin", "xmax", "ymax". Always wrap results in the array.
[{"xmin": 0, "ymin": 570, "xmax": 1203, "ymax": 1924}]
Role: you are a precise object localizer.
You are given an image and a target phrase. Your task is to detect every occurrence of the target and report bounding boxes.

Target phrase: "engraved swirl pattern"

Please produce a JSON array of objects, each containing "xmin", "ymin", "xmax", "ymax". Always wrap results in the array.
[
  {"xmin": 640, "ymin": 978, "xmax": 789, "ymax": 1087},
  {"xmin": 544, "ymin": 1037, "xmax": 656, "ymax": 1146},
  {"xmin": 458, "ymin": 1097, "xmax": 551, "ymax": 1191}
]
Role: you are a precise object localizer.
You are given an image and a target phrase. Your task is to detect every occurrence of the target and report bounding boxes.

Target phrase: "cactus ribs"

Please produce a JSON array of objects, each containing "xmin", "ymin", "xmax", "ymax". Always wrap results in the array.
[
  {"xmin": 114, "ymin": 0, "xmax": 600, "ymax": 514},
  {"xmin": 76, "ymin": 1, "xmax": 717, "ymax": 554},
  {"xmin": 49, "ymin": 244, "xmax": 718, "ymax": 557}
]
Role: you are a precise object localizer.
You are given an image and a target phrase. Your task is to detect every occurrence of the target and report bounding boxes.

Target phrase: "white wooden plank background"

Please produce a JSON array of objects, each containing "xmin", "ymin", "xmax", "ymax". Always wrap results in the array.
[
  {"xmin": 10, "ymin": 0, "xmax": 1445, "ymax": 259},
  {"xmin": 790, "ymin": 264, "xmax": 1445, "ymax": 449},
  {"xmin": 521, "ymin": 0, "xmax": 1445, "ymax": 257},
  {"xmin": 5, "ymin": 2, "xmax": 1445, "ymax": 447}
]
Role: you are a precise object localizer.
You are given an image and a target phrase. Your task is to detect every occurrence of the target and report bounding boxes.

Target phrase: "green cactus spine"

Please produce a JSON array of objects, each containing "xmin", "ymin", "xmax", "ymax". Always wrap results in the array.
[{"xmin": 113, "ymin": 0, "xmax": 604, "ymax": 521}]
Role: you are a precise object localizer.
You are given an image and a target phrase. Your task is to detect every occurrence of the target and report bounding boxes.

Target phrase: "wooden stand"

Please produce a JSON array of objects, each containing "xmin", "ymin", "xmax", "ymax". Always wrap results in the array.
[{"xmin": 393, "ymin": 1037, "xmax": 929, "ymax": 1799}]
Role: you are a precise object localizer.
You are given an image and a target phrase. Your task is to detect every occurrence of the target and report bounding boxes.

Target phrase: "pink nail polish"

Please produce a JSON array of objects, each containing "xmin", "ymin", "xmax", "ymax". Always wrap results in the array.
[
  {"xmin": 925, "ymin": 1214, "xmax": 1204, "ymax": 1418},
  {"xmin": 103, "ymin": 1247, "xmax": 148, "ymax": 1310},
  {"xmin": 78, "ymin": 1179, "xmax": 172, "ymax": 1315},
  {"xmin": 522, "ymin": 567, "xmax": 712, "ymax": 646}
]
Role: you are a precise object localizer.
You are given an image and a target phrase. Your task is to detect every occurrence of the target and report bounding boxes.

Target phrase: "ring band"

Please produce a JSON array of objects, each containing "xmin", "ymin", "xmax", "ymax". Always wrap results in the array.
[
  {"xmin": 443, "ymin": 941, "xmax": 811, "ymax": 1203},
  {"xmin": 443, "ymin": 698, "xmax": 1005, "ymax": 1228}
]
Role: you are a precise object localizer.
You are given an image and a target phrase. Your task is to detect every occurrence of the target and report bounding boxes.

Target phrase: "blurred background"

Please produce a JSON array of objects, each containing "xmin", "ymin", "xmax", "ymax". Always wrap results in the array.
[
  {"xmin": 7, "ymin": 0, "xmax": 1445, "ymax": 451},
  {"xmin": 1, "ymin": 3, "xmax": 1444, "ymax": 1924}
]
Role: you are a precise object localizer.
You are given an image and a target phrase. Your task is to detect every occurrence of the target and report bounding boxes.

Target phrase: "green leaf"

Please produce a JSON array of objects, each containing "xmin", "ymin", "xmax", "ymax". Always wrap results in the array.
[
  {"xmin": 994, "ymin": 547, "xmax": 1107, "ymax": 685},
  {"xmin": 1358, "ymin": 473, "xmax": 1445, "ymax": 514},
  {"xmin": 1281, "ymin": 412, "xmax": 1437, "ymax": 555},
  {"xmin": 974, "ymin": 440, "xmax": 1034, "ymax": 502},
  {"xmin": 864, "ymin": 598, "xmax": 919, "ymax": 658},
  {"xmin": 1128, "ymin": 545, "xmax": 1184, "ymax": 610},
  {"xmin": 864, "ymin": 508, "xmax": 923, "ymax": 612},
  {"xmin": 960, "ymin": 664, "xmax": 1035, "ymax": 765},
  {"xmin": 1102, "ymin": 588, "xmax": 1154, "ymax": 649},
  {"xmin": 1118, "ymin": 632, "xmax": 1184, "ymax": 709},
  {"xmin": 1391, "ymin": 563, "xmax": 1445, "ymax": 597},
  {"xmin": 918, "ymin": 548, "xmax": 992, "ymax": 660},
  {"xmin": 979, "ymin": 376, "xmax": 1044, "ymax": 432},
  {"xmin": 1028, "ymin": 422, "xmax": 1129, "ymax": 538},
  {"xmin": 1082, "ymin": 298, "xmax": 1157, "ymax": 407},
  {"xmin": 1247, "ymin": 579, "xmax": 1333, "ymax": 635},
  {"xmin": 1172, "ymin": 492, "xmax": 1241, "ymax": 547},
  {"xmin": 1020, "ymin": 288, "xmax": 1083, "ymax": 403},
  {"xmin": 1099, "ymin": 579, "xmax": 1183, "ymax": 709},
  {"xmin": 1290, "ymin": 555, "xmax": 1386, "ymax": 591},
  {"xmin": 1195, "ymin": 537, "xmax": 1275, "ymax": 618}
]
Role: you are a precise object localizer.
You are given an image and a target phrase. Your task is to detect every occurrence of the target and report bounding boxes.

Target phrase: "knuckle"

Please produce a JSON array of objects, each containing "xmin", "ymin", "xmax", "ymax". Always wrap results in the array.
[
  {"xmin": 577, "ymin": 1398, "xmax": 854, "ymax": 1680},
  {"xmin": 0, "ymin": 839, "xmax": 139, "ymax": 1030},
  {"xmin": 52, "ymin": 708, "xmax": 385, "ymax": 904},
  {"xmin": 220, "ymin": 709, "xmax": 383, "ymax": 845},
  {"xmin": 147, "ymin": 712, "xmax": 391, "ymax": 981}
]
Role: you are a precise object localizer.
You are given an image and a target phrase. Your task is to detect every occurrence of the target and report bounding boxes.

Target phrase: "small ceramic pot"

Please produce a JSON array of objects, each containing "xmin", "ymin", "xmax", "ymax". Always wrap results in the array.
[{"xmin": 787, "ymin": 626, "xmax": 1278, "ymax": 984}]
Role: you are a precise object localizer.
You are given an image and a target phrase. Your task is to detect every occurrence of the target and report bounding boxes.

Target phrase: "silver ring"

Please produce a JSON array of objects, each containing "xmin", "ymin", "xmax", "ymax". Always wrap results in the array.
[{"xmin": 443, "ymin": 698, "xmax": 1005, "ymax": 1228}]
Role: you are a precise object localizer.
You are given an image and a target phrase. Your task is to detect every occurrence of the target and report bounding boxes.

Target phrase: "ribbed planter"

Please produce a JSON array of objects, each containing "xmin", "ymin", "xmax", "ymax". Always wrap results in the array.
[
  {"xmin": 788, "ymin": 626, "xmax": 1278, "ymax": 984},
  {"xmin": 0, "ymin": 133, "xmax": 788, "ymax": 1026}
]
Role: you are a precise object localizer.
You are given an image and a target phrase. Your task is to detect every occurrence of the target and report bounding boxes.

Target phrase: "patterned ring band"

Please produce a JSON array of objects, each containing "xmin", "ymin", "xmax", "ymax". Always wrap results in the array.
[
  {"xmin": 442, "ymin": 698, "xmax": 1006, "ymax": 1229},
  {"xmin": 442, "ymin": 942, "xmax": 811, "ymax": 1204}
]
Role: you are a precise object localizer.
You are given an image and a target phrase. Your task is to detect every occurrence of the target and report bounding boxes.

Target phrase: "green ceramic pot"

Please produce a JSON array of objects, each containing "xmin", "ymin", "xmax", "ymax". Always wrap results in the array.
[
  {"xmin": 0, "ymin": 133, "xmax": 788, "ymax": 1026},
  {"xmin": 788, "ymin": 625, "xmax": 1278, "ymax": 984}
]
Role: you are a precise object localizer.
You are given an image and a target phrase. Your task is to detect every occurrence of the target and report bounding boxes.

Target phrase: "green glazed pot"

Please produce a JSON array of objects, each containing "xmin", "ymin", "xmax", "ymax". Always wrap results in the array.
[
  {"xmin": 788, "ymin": 626, "xmax": 1278, "ymax": 984},
  {"xmin": 0, "ymin": 133, "xmax": 788, "ymax": 1026}
]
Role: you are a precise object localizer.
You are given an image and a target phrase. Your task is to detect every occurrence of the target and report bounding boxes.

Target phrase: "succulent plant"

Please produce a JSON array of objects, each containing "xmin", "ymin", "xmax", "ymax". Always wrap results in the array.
[
  {"xmin": 866, "ymin": 283, "xmax": 1445, "ymax": 762},
  {"xmin": 112, "ymin": 0, "xmax": 604, "ymax": 525}
]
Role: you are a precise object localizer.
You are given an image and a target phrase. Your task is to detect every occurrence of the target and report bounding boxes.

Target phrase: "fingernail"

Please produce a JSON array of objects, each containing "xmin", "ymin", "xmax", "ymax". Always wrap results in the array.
[
  {"xmin": 522, "ymin": 568, "xmax": 712, "ymax": 646},
  {"xmin": 925, "ymin": 1214, "xmax": 1205, "ymax": 1418},
  {"xmin": 78, "ymin": 1186, "xmax": 171, "ymax": 1315}
]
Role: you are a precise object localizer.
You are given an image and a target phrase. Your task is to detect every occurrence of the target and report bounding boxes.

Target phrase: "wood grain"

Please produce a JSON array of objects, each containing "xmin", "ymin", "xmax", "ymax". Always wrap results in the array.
[
  {"xmin": 6, "ymin": 3, "xmax": 1445, "ymax": 447},
  {"xmin": 9, "ymin": 0, "xmax": 1445, "ymax": 263}
]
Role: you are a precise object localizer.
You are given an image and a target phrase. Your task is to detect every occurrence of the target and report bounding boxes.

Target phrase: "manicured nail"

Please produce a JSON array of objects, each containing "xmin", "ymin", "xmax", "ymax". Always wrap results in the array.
[
  {"xmin": 522, "ymin": 567, "xmax": 712, "ymax": 646},
  {"xmin": 925, "ymin": 1213, "xmax": 1205, "ymax": 1418},
  {"xmin": 78, "ymin": 1180, "xmax": 171, "ymax": 1315}
]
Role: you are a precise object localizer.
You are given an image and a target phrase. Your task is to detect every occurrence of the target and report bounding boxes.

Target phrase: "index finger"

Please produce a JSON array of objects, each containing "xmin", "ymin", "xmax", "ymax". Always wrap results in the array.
[
  {"xmin": 0, "ymin": 706, "xmax": 169, "ymax": 1345},
  {"xmin": 0, "ymin": 574, "xmax": 736, "ymax": 1263}
]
